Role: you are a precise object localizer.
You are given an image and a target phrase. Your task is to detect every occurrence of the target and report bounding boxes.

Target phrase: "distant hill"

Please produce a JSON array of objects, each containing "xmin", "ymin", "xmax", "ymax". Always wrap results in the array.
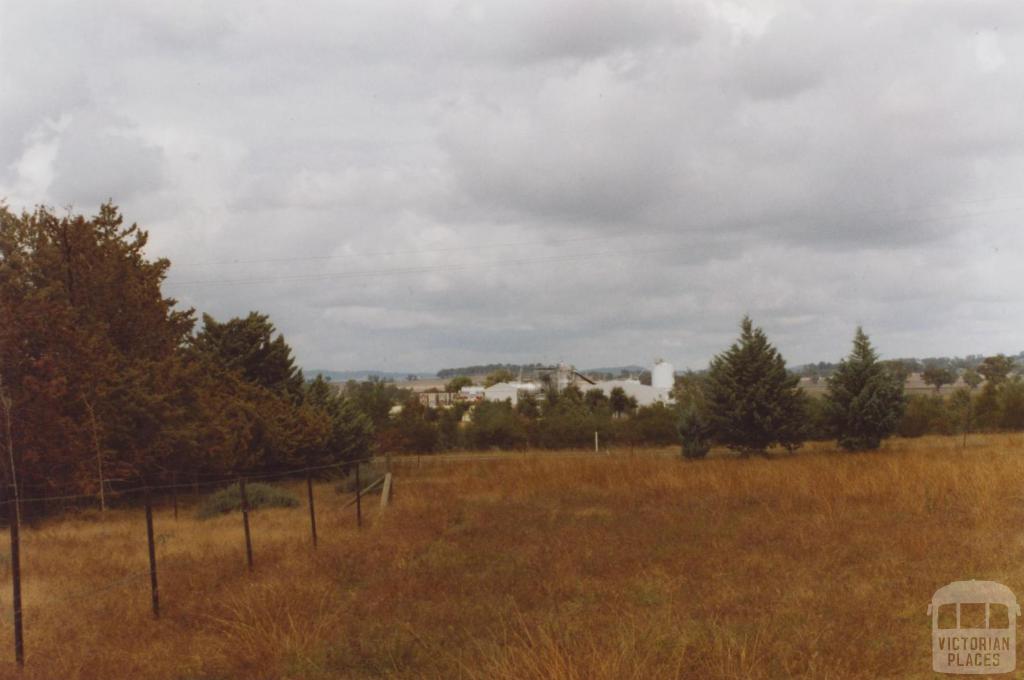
[
  {"xmin": 436, "ymin": 363, "xmax": 651, "ymax": 379},
  {"xmin": 582, "ymin": 365, "xmax": 646, "ymax": 376},
  {"xmin": 305, "ymin": 369, "xmax": 426, "ymax": 382},
  {"xmin": 436, "ymin": 363, "xmax": 545, "ymax": 379}
]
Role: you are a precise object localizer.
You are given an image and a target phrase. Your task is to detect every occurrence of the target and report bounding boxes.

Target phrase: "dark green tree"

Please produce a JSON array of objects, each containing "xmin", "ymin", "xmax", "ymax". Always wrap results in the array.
[
  {"xmin": 609, "ymin": 387, "xmax": 631, "ymax": 418},
  {"xmin": 824, "ymin": 328, "xmax": 906, "ymax": 451},
  {"xmin": 675, "ymin": 372, "xmax": 711, "ymax": 458},
  {"xmin": 704, "ymin": 316, "xmax": 805, "ymax": 456},
  {"xmin": 192, "ymin": 312, "xmax": 304, "ymax": 400},
  {"xmin": 303, "ymin": 375, "xmax": 373, "ymax": 464}
]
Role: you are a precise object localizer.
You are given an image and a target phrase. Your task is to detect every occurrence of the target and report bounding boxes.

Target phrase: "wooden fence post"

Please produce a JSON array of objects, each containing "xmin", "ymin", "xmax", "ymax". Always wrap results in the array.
[
  {"xmin": 380, "ymin": 473, "xmax": 392, "ymax": 509},
  {"xmin": 144, "ymin": 487, "xmax": 160, "ymax": 618},
  {"xmin": 306, "ymin": 472, "xmax": 317, "ymax": 548},
  {"xmin": 239, "ymin": 478, "xmax": 253, "ymax": 570},
  {"xmin": 7, "ymin": 488, "xmax": 24, "ymax": 667}
]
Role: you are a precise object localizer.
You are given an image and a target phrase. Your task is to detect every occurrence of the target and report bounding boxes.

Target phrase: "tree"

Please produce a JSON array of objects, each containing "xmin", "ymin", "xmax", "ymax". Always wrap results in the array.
[
  {"xmin": 516, "ymin": 391, "xmax": 540, "ymax": 419},
  {"xmin": 675, "ymin": 373, "xmax": 711, "ymax": 458},
  {"xmin": 824, "ymin": 328, "xmax": 906, "ymax": 451},
  {"xmin": 192, "ymin": 312, "xmax": 304, "ymax": 400},
  {"xmin": 609, "ymin": 387, "xmax": 631, "ymax": 418},
  {"xmin": 921, "ymin": 364, "xmax": 956, "ymax": 393},
  {"xmin": 0, "ymin": 203, "xmax": 196, "ymax": 491},
  {"xmin": 445, "ymin": 375, "xmax": 473, "ymax": 393},
  {"xmin": 466, "ymin": 401, "xmax": 529, "ymax": 449},
  {"xmin": 484, "ymin": 369, "xmax": 516, "ymax": 387},
  {"xmin": 303, "ymin": 375, "xmax": 372, "ymax": 465},
  {"xmin": 704, "ymin": 316, "xmax": 805, "ymax": 456},
  {"xmin": 584, "ymin": 388, "xmax": 609, "ymax": 412},
  {"xmin": 962, "ymin": 368, "xmax": 983, "ymax": 390},
  {"xmin": 978, "ymin": 355, "xmax": 1015, "ymax": 386}
]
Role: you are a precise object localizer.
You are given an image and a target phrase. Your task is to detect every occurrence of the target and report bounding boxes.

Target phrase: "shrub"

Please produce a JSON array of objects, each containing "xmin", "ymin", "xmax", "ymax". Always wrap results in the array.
[
  {"xmin": 898, "ymin": 395, "xmax": 952, "ymax": 437},
  {"xmin": 196, "ymin": 482, "xmax": 300, "ymax": 519},
  {"xmin": 466, "ymin": 401, "xmax": 529, "ymax": 449}
]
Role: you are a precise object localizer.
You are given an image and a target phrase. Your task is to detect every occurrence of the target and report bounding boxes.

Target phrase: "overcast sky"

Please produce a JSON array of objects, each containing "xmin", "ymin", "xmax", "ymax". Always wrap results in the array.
[{"xmin": 3, "ymin": 0, "xmax": 1024, "ymax": 373}]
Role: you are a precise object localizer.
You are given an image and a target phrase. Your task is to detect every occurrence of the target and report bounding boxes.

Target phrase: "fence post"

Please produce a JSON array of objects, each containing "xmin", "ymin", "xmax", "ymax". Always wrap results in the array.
[
  {"xmin": 355, "ymin": 465, "xmax": 362, "ymax": 529},
  {"xmin": 171, "ymin": 472, "xmax": 178, "ymax": 521},
  {"xmin": 144, "ymin": 487, "xmax": 160, "ymax": 619},
  {"xmin": 306, "ymin": 472, "xmax": 317, "ymax": 548},
  {"xmin": 7, "ymin": 488, "xmax": 24, "ymax": 667},
  {"xmin": 380, "ymin": 472, "xmax": 392, "ymax": 509},
  {"xmin": 239, "ymin": 478, "xmax": 254, "ymax": 571}
]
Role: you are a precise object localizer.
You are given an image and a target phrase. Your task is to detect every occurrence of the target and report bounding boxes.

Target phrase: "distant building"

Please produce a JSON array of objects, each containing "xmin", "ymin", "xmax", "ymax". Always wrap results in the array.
[
  {"xmin": 482, "ymin": 382, "xmax": 540, "ymax": 407},
  {"xmin": 589, "ymin": 378, "xmax": 673, "ymax": 407}
]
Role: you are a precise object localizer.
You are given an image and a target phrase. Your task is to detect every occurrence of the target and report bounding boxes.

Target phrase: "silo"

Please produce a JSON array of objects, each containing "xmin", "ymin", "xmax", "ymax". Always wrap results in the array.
[{"xmin": 651, "ymin": 360, "xmax": 674, "ymax": 390}]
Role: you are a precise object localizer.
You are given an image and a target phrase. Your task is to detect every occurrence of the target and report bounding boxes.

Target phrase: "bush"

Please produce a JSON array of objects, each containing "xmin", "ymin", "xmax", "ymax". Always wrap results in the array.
[
  {"xmin": 629, "ymin": 403, "xmax": 681, "ymax": 447},
  {"xmin": 898, "ymin": 395, "xmax": 953, "ymax": 437},
  {"xmin": 466, "ymin": 401, "xmax": 529, "ymax": 449},
  {"xmin": 196, "ymin": 482, "xmax": 300, "ymax": 519}
]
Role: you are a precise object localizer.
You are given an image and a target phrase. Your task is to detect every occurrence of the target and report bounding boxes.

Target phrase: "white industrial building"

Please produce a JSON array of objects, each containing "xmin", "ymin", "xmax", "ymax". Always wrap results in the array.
[
  {"xmin": 590, "ymin": 360, "xmax": 675, "ymax": 407},
  {"xmin": 481, "ymin": 382, "xmax": 540, "ymax": 406},
  {"xmin": 457, "ymin": 361, "xmax": 675, "ymax": 408}
]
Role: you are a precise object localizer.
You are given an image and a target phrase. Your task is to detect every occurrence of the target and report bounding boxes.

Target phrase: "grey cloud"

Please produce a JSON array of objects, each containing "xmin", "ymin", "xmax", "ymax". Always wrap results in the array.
[
  {"xmin": 47, "ymin": 112, "xmax": 166, "ymax": 207},
  {"xmin": 3, "ymin": 0, "xmax": 1024, "ymax": 372}
]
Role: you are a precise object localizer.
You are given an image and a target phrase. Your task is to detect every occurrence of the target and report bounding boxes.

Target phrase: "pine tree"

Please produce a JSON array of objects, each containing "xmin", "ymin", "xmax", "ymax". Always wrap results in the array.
[
  {"xmin": 825, "ymin": 327, "xmax": 906, "ymax": 451},
  {"xmin": 704, "ymin": 316, "xmax": 805, "ymax": 456}
]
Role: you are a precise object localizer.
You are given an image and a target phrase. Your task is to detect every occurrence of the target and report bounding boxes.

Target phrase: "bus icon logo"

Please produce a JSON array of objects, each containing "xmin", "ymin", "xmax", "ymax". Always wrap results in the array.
[{"xmin": 928, "ymin": 580, "xmax": 1020, "ymax": 674}]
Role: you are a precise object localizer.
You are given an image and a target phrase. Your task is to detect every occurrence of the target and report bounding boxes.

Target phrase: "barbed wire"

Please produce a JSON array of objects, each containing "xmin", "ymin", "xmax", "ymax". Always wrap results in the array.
[{"xmin": 1, "ymin": 455, "xmax": 380, "ymax": 506}]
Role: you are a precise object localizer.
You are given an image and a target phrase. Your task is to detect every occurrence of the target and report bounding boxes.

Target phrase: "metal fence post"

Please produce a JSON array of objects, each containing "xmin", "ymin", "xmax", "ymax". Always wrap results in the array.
[
  {"xmin": 171, "ymin": 472, "xmax": 178, "ymax": 521},
  {"xmin": 8, "ymin": 489, "xmax": 24, "ymax": 667},
  {"xmin": 306, "ymin": 472, "xmax": 317, "ymax": 548},
  {"xmin": 239, "ymin": 478, "xmax": 253, "ymax": 570},
  {"xmin": 144, "ymin": 487, "xmax": 160, "ymax": 618}
]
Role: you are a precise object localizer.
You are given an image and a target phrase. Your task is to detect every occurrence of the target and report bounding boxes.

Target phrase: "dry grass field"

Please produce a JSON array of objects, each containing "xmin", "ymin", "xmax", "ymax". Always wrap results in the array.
[{"xmin": 2, "ymin": 434, "xmax": 1024, "ymax": 679}]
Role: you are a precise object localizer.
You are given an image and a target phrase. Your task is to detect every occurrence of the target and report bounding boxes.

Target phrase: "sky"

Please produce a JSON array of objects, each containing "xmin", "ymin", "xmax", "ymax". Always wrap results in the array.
[{"xmin": 3, "ymin": 0, "xmax": 1024, "ymax": 374}]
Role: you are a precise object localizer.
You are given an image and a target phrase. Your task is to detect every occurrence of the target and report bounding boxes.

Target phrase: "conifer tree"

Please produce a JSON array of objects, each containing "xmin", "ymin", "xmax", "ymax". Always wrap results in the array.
[
  {"xmin": 704, "ymin": 316, "xmax": 805, "ymax": 456},
  {"xmin": 825, "ymin": 327, "xmax": 906, "ymax": 451}
]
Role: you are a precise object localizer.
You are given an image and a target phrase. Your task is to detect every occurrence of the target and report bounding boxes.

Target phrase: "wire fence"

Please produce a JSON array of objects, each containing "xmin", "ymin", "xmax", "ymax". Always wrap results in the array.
[{"xmin": 0, "ymin": 453, "xmax": 394, "ymax": 669}]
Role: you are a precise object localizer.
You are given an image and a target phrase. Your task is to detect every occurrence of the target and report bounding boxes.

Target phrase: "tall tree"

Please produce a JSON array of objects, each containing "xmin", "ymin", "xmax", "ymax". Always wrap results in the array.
[
  {"xmin": 703, "ymin": 316, "xmax": 805, "ymax": 456},
  {"xmin": 1, "ymin": 203, "xmax": 195, "ymax": 491},
  {"xmin": 824, "ymin": 328, "xmax": 906, "ymax": 451},
  {"xmin": 192, "ymin": 312, "xmax": 304, "ymax": 400},
  {"xmin": 304, "ymin": 376, "xmax": 373, "ymax": 465}
]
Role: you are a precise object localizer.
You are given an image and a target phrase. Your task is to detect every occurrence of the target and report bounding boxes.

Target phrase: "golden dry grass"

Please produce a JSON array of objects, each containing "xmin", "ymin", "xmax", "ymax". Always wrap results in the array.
[{"xmin": 1, "ymin": 434, "xmax": 1024, "ymax": 679}]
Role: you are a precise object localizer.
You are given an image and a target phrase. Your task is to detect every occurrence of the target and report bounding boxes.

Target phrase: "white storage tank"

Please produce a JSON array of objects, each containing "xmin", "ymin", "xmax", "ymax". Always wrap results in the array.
[{"xmin": 651, "ymin": 360, "xmax": 674, "ymax": 390}]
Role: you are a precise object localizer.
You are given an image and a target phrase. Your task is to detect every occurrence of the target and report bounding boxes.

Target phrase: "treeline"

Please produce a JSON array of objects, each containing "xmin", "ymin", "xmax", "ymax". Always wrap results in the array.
[
  {"xmin": 436, "ymin": 363, "xmax": 544, "ymax": 379},
  {"xmin": 369, "ymin": 386, "xmax": 681, "ymax": 453},
  {"xmin": 388, "ymin": 320, "xmax": 1024, "ymax": 456},
  {"xmin": 0, "ymin": 204, "xmax": 372, "ymax": 502}
]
